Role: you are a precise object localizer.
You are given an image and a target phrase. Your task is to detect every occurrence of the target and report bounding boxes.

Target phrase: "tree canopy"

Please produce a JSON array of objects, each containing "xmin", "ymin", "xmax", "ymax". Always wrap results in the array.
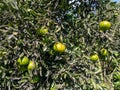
[{"xmin": 0, "ymin": 0, "xmax": 120, "ymax": 90}]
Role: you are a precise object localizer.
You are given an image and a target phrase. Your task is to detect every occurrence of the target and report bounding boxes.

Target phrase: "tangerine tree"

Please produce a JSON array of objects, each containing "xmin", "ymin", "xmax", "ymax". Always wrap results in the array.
[{"xmin": 0, "ymin": 0, "xmax": 120, "ymax": 90}]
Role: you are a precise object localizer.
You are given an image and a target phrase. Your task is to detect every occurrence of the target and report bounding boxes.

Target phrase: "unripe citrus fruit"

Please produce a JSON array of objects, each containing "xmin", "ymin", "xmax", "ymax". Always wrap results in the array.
[
  {"xmin": 90, "ymin": 54, "xmax": 99, "ymax": 62},
  {"xmin": 17, "ymin": 56, "xmax": 29, "ymax": 66},
  {"xmin": 99, "ymin": 21, "xmax": 111, "ymax": 31},
  {"xmin": 37, "ymin": 26, "xmax": 48, "ymax": 35},
  {"xmin": 101, "ymin": 48, "xmax": 108, "ymax": 56},
  {"xmin": 53, "ymin": 42, "xmax": 66, "ymax": 53},
  {"xmin": 27, "ymin": 61, "xmax": 36, "ymax": 70}
]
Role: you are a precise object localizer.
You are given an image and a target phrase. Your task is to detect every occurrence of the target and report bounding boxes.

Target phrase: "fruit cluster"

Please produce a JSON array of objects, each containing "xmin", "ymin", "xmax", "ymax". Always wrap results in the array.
[
  {"xmin": 17, "ymin": 56, "xmax": 36, "ymax": 71},
  {"xmin": 90, "ymin": 48, "xmax": 108, "ymax": 62}
]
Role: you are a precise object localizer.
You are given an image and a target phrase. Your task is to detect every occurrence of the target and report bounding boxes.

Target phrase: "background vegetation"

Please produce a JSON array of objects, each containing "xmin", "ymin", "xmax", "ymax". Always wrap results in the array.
[{"xmin": 0, "ymin": 0, "xmax": 120, "ymax": 90}]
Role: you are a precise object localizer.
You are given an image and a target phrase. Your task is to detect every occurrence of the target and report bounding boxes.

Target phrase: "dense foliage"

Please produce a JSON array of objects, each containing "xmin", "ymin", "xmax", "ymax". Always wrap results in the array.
[{"xmin": 0, "ymin": 0, "xmax": 120, "ymax": 90}]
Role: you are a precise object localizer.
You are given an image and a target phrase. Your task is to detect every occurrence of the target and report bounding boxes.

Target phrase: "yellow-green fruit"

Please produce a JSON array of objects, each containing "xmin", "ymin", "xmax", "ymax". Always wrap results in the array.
[
  {"xmin": 37, "ymin": 26, "xmax": 48, "ymax": 35},
  {"xmin": 21, "ymin": 56, "xmax": 29, "ymax": 65},
  {"xmin": 53, "ymin": 42, "xmax": 66, "ymax": 53},
  {"xmin": 17, "ymin": 57, "xmax": 21, "ymax": 64},
  {"xmin": 90, "ymin": 54, "xmax": 99, "ymax": 62},
  {"xmin": 17, "ymin": 56, "xmax": 29, "ymax": 66},
  {"xmin": 27, "ymin": 61, "xmax": 36, "ymax": 70},
  {"xmin": 101, "ymin": 48, "xmax": 108, "ymax": 56},
  {"xmin": 99, "ymin": 21, "xmax": 111, "ymax": 31}
]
